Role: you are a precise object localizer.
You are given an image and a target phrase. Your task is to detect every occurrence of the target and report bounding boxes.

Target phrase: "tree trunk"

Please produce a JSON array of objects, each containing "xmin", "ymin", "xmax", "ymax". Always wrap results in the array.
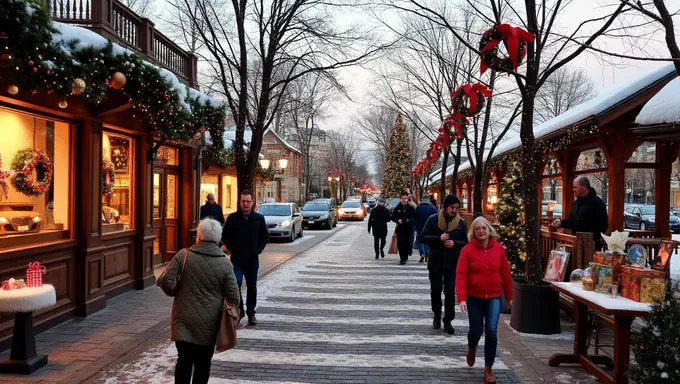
[
  {"xmin": 449, "ymin": 138, "xmax": 464, "ymax": 196},
  {"xmin": 520, "ymin": 95, "xmax": 542, "ymax": 284},
  {"xmin": 439, "ymin": 148, "xmax": 450, "ymax": 203},
  {"xmin": 473, "ymin": 164, "xmax": 484, "ymax": 217},
  {"xmin": 654, "ymin": 0, "xmax": 680, "ymax": 75}
]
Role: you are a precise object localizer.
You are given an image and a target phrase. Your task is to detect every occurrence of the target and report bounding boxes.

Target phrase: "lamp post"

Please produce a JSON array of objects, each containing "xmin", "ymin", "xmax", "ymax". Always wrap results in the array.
[
  {"xmin": 327, "ymin": 176, "xmax": 332, "ymax": 199},
  {"xmin": 335, "ymin": 176, "xmax": 340, "ymax": 201}
]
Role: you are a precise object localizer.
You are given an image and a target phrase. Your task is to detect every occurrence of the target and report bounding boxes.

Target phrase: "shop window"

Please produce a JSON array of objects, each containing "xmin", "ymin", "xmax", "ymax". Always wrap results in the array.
[
  {"xmin": 200, "ymin": 173, "xmax": 219, "ymax": 204},
  {"xmin": 102, "ymin": 131, "xmax": 135, "ymax": 234},
  {"xmin": 543, "ymin": 155, "xmax": 561, "ymax": 176},
  {"xmin": 156, "ymin": 146, "xmax": 178, "ymax": 165},
  {"xmin": 222, "ymin": 175, "xmax": 236, "ymax": 214},
  {"xmin": 541, "ymin": 178, "xmax": 563, "ymax": 218},
  {"xmin": 585, "ymin": 172, "xmax": 609, "ymax": 211},
  {"xmin": 627, "ymin": 141, "xmax": 656, "ymax": 163},
  {"xmin": 487, "ymin": 173, "xmax": 498, "ymax": 212},
  {"xmin": 0, "ymin": 109, "xmax": 70, "ymax": 246},
  {"xmin": 575, "ymin": 149, "xmax": 607, "ymax": 171},
  {"xmin": 624, "ymin": 168, "xmax": 655, "ymax": 205},
  {"xmin": 461, "ymin": 183, "xmax": 469, "ymax": 209}
]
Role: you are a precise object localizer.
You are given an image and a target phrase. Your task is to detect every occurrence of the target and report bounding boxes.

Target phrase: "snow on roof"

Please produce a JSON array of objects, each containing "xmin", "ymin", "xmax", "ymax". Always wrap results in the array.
[
  {"xmin": 429, "ymin": 64, "xmax": 677, "ymax": 184},
  {"xmin": 267, "ymin": 129, "xmax": 302, "ymax": 154},
  {"xmin": 51, "ymin": 22, "xmax": 223, "ymax": 112},
  {"xmin": 223, "ymin": 127, "xmax": 301, "ymax": 154},
  {"xmin": 635, "ymin": 75, "xmax": 680, "ymax": 125}
]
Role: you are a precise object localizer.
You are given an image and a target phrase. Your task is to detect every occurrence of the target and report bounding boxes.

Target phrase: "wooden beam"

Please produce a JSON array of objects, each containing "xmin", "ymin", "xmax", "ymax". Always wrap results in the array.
[
  {"xmin": 656, "ymin": 142, "xmax": 673, "ymax": 238},
  {"xmin": 94, "ymin": 102, "xmax": 133, "ymax": 118}
]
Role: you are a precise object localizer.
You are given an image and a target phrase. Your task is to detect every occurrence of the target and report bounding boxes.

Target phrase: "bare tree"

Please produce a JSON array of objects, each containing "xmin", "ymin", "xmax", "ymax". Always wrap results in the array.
[
  {"xmin": 182, "ymin": 0, "xmax": 384, "ymax": 193},
  {"xmin": 324, "ymin": 131, "xmax": 363, "ymax": 198},
  {"xmin": 534, "ymin": 66, "xmax": 598, "ymax": 124},
  {"xmin": 120, "ymin": 0, "xmax": 157, "ymax": 17},
  {"xmin": 354, "ymin": 106, "xmax": 396, "ymax": 177}
]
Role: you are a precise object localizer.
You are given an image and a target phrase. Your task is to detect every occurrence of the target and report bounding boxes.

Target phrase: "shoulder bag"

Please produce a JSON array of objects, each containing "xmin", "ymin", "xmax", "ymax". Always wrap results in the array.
[
  {"xmin": 216, "ymin": 300, "xmax": 240, "ymax": 352},
  {"xmin": 156, "ymin": 249, "xmax": 188, "ymax": 296}
]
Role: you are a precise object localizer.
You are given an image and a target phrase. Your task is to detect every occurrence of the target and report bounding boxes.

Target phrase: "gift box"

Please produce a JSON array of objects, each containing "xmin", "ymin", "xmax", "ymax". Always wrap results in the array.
[
  {"xmin": 582, "ymin": 277, "xmax": 595, "ymax": 291},
  {"xmin": 592, "ymin": 263, "xmax": 615, "ymax": 293},
  {"xmin": 26, "ymin": 262, "xmax": 47, "ymax": 287},
  {"xmin": 621, "ymin": 266, "xmax": 665, "ymax": 303},
  {"xmin": 593, "ymin": 251, "xmax": 605, "ymax": 264}
]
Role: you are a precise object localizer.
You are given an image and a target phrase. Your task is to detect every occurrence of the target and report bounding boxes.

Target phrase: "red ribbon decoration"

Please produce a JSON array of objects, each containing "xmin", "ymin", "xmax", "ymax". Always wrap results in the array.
[
  {"xmin": 27, "ymin": 262, "xmax": 47, "ymax": 274},
  {"xmin": 452, "ymin": 83, "xmax": 492, "ymax": 114},
  {"xmin": 480, "ymin": 24, "xmax": 535, "ymax": 74}
]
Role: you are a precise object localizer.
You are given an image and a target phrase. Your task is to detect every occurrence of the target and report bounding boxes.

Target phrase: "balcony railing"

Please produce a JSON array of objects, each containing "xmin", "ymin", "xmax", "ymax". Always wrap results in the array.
[{"xmin": 43, "ymin": 0, "xmax": 198, "ymax": 88}]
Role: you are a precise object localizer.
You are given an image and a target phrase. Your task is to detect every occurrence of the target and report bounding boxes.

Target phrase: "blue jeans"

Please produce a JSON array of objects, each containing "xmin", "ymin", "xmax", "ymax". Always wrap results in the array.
[
  {"xmin": 466, "ymin": 296, "xmax": 501, "ymax": 368},
  {"xmin": 418, "ymin": 241, "xmax": 429, "ymax": 257},
  {"xmin": 233, "ymin": 259, "xmax": 259, "ymax": 317}
]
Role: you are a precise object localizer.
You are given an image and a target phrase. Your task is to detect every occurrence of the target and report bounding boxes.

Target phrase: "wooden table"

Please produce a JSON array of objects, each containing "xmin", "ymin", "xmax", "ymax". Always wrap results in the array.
[{"xmin": 549, "ymin": 282, "xmax": 651, "ymax": 384}]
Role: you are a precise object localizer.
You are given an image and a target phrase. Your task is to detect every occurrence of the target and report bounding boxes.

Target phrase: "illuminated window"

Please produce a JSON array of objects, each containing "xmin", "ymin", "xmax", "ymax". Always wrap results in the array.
[
  {"xmin": 0, "ymin": 109, "xmax": 70, "ymax": 247},
  {"xmin": 102, "ymin": 131, "xmax": 135, "ymax": 234}
]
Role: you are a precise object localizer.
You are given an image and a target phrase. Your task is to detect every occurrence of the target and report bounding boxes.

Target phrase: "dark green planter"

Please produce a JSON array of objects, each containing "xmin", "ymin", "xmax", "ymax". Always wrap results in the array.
[
  {"xmin": 509, "ymin": 277, "xmax": 561, "ymax": 335},
  {"xmin": 500, "ymin": 276, "xmax": 525, "ymax": 314}
]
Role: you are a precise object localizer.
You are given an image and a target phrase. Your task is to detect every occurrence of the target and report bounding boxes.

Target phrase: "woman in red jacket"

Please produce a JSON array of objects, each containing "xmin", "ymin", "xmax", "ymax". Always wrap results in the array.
[{"xmin": 456, "ymin": 217, "xmax": 513, "ymax": 383}]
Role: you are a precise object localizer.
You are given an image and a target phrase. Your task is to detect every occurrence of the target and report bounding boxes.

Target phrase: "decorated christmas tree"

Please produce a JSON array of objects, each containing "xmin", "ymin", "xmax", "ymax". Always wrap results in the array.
[
  {"xmin": 381, "ymin": 113, "xmax": 412, "ymax": 197},
  {"xmin": 496, "ymin": 161, "xmax": 527, "ymax": 275},
  {"xmin": 630, "ymin": 280, "xmax": 680, "ymax": 383}
]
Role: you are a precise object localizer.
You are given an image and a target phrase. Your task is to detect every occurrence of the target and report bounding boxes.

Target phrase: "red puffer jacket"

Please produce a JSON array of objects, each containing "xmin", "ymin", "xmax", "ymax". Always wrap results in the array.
[{"xmin": 455, "ymin": 237, "xmax": 513, "ymax": 301}]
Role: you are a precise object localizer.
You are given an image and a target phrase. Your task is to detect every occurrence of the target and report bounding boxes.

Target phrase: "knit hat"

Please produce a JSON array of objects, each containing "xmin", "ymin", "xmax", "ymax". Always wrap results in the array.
[
  {"xmin": 421, "ymin": 194, "xmax": 430, "ymax": 202},
  {"xmin": 443, "ymin": 194, "xmax": 461, "ymax": 210}
]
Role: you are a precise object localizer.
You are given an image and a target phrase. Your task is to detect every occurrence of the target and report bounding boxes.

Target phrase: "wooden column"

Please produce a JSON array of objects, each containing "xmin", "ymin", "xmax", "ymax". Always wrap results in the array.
[
  {"xmin": 178, "ymin": 147, "xmax": 196, "ymax": 250},
  {"xmin": 134, "ymin": 133, "xmax": 155, "ymax": 289},
  {"xmin": 598, "ymin": 132, "xmax": 638, "ymax": 234},
  {"xmin": 76, "ymin": 120, "xmax": 107, "ymax": 316},
  {"xmin": 655, "ymin": 142, "xmax": 680, "ymax": 238}
]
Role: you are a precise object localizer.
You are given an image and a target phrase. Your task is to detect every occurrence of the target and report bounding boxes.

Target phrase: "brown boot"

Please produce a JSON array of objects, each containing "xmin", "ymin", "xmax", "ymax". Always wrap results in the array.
[
  {"xmin": 484, "ymin": 366, "xmax": 496, "ymax": 383},
  {"xmin": 466, "ymin": 347, "xmax": 475, "ymax": 367}
]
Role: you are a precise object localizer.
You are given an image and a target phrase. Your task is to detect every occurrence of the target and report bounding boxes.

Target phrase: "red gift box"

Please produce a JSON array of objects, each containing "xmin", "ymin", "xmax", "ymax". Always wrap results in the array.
[
  {"xmin": 26, "ymin": 262, "xmax": 46, "ymax": 287},
  {"xmin": 621, "ymin": 266, "xmax": 665, "ymax": 303}
]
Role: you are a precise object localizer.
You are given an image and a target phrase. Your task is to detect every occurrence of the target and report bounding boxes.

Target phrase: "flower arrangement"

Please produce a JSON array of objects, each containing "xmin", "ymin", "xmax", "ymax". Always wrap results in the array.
[{"xmin": 10, "ymin": 148, "xmax": 53, "ymax": 197}]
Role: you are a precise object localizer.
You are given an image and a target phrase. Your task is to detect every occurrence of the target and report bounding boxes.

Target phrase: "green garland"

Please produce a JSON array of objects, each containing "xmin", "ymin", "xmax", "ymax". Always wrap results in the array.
[
  {"xmin": 10, "ymin": 147, "xmax": 53, "ymax": 197},
  {"xmin": 1, "ymin": 0, "xmax": 225, "ymax": 143}
]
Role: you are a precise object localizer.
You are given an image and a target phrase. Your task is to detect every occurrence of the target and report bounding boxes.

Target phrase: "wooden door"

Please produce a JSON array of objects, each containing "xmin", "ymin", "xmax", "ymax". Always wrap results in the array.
[{"xmin": 152, "ymin": 169, "xmax": 180, "ymax": 265}]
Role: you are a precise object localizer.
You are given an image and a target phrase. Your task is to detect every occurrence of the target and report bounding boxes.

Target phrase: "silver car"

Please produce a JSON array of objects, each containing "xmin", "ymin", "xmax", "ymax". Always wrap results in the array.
[{"xmin": 256, "ymin": 203, "xmax": 303, "ymax": 242}]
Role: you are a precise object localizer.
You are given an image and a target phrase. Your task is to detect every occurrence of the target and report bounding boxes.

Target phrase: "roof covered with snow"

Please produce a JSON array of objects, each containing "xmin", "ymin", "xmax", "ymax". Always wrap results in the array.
[
  {"xmin": 429, "ymin": 64, "xmax": 677, "ymax": 184},
  {"xmin": 635, "ymin": 75, "xmax": 680, "ymax": 126},
  {"xmin": 223, "ymin": 127, "xmax": 302, "ymax": 155}
]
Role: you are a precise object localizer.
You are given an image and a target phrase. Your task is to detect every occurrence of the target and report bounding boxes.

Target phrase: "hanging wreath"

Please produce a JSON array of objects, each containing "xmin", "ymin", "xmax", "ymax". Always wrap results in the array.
[
  {"xmin": 102, "ymin": 159, "xmax": 116, "ymax": 198},
  {"xmin": 10, "ymin": 148, "xmax": 53, "ymax": 197},
  {"xmin": 479, "ymin": 24, "xmax": 535, "ymax": 75},
  {"xmin": 451, "ymin": 83, "xmax": 492, "ymax": 117}
]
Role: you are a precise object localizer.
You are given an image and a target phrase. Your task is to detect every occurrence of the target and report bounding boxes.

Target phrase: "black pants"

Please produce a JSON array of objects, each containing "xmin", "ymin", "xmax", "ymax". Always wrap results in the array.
[
  {"xmin": 429, "ymin": 267, "xmax": 456, "ymax": 322},
  {"xmin": 175, "ymin": 340, "xmax": 215, "ymax": 384},
  {"xmin": 396, "ymin": 230, "xmax": 411, "ymax": 262},
  {"xmin": 373, "ymin": 235, "xmax": 386, "ymax": 256},
  {"xmin": 233, "ymin": 258, "xmax": 259, "ymax": 317}
]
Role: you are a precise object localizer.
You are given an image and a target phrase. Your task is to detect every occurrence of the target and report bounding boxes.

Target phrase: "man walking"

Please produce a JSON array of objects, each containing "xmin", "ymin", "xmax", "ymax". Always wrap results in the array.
[
  {"xmin": 420, "ymin": 195, "xmax": 468, "ymax": 334},
  {"xmin": 368, "ymin": 199, "xmax": 391, "ymax": 259},
  {"xmin": 391, "ymin": 192, "xmax": 416, "ymax": 265},
  {"xmin": 221, "ymin": 190, "xmax": 269, "ymax": 325},
  {"xmin": 415, "ymin": 194, "xmax": 438, "ymax": 263},
  {"xmin": 200, "ymin": 193, "xmax": 225, "ymax": 226},
  {"xmin": 551, "ymin": 176, "xmax": 608, "ymax": 251}
]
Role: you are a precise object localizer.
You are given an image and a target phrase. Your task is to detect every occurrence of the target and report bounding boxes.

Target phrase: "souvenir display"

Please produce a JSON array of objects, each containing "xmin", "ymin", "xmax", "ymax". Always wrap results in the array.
[
  {"xmin": 570, "ymin": 269, "xmax": 585, "ymax": 285},
  {"xmin": 653, "ymin": 240, "xmax": 675, "ymax": 271},
  {"xmin": 582, "ymin": 277, "xmax": 595, "ymax": 291},
  {"xmin": 544, "ymin": 248, "xmax": 570, "ymax": 282},
  {"xmin": 628, "ymin": 244, "xmax": 648, "ymax": 268},
  {"xmin": 592, "ymin": 262, "xmax": 615, "ymax": 293},
  {"xmin": 621, "ymin": 266, "xmax": 665, "ymax": 303},
  {"xmin": 593, "ymin": 251, "xmax": 605, "ymax": 264}
]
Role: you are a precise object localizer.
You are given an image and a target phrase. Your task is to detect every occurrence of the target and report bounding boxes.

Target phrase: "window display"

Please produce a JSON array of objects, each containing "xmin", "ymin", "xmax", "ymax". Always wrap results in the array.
[
  {"xmin": 102, "ymin": 131, "xmax": 134, "ymax": 234},
  {"xmin": 0, "ymin": 109, "xmax": 70, "ymax": 244},
  {"xmin": 221, "ymin": 175, "xmax": 236, "ymax": 214}
]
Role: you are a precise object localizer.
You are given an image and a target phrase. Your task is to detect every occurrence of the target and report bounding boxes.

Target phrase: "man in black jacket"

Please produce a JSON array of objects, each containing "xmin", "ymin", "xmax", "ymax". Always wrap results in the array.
[
  {"xmin": 221, "ymin": 189, "xmax": 269, "ymax": 325},
  {"xmin": 551, "ymin": 176, "xmax": 608, "ymax": 251},
  {"xmin": 392, "ymin": 191, "xmax": 417, "ymax": 265},
  {"xmin": 368, "ymin": 199, "xmax": 391, "ymax": 259},
  {"xmin": 199, "ymin": 193, "xmax": 225, "ymax": 226},
  {"xmin": 420, "ymin": 194, "xmax": 468, "ymax": 334}
]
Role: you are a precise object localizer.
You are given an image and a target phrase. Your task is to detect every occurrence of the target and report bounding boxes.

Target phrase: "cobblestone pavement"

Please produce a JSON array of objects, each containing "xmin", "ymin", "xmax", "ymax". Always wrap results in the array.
[{"xmin": 91, "ymin": 222, "xmax": 522, "ymax": 384}]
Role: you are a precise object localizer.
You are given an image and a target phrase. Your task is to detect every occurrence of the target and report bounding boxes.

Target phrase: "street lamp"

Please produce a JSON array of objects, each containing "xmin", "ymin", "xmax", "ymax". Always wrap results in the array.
[
  {"xmin": 259, "ymin": 159, "xmax": 270, "ymax": 170},
  {"xmin": 278, "ymin": 158, "xmax": 289, "ymax": 170}
]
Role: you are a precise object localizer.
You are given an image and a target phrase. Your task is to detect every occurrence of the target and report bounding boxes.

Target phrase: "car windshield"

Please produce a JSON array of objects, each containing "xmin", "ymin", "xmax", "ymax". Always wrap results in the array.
[
  {"xmin": 257, "ymin": 205, "xmax": 291, "ymax": 216},
  {"xmin": 302, "ymin": 203, "xmax": 328, "ymax": 211},
  {"xmin": 639, "ymin": 206, "xmax": 655, "ymax": 215},
  {"xmin": 342, "ymin": 201, "xmax": 361, "ymax": 208}
]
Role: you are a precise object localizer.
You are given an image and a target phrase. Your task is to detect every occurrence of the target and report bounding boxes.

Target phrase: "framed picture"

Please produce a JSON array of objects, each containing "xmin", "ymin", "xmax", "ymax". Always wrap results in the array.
[
  {"xmin": 544, "ymin": 248, "xmax": 571, "ymax": 282},
  {"xmin": 111, "ymin": 146, "xmax": 129, "ymax": 173},
  {"xmin": 653, "ymin": 240, "xmax": 675, "ymax": 271}
]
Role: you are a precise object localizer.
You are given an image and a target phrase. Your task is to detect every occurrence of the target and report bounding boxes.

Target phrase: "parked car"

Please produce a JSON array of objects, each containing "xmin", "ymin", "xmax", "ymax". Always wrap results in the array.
[
  {"xmin": 367, "ymin": 199, "xmax": 377, "ymax": 209},
  {"xmin": 256, "ymin": 203, "xmax": 303, "ymax": 242},
  {"xmin": 624, "ymin": 204, "xmax": 680, "ymax": 233},
  {"xmin": 338, "ymin": 200, "xmax": 365, "ymax": 221},
  {"xmin": 302, "ymin": 201, "xmax": 337, "ymax": 229}
]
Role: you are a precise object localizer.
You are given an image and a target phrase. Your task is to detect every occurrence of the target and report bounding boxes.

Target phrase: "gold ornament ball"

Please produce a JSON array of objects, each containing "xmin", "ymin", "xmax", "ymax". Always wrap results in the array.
[
  {"xmin": 7, "ymin": 84, "xmax": 18, "ymax": 95},
  {"xmin": 71, "ymin": 78, "xmax": 86, "ymax": 95},
  {"xmin": 58, "ymin": 100, "xmax": 68, "ymax": 109},
  {"xmin": 109, "ymin": 72, "xmax": 126, "ymax": 90}
]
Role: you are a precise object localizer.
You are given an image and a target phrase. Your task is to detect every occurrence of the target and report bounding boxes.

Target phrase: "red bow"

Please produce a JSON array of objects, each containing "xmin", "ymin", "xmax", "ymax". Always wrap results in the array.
[
  {"xmin": 452, "ymin": 83, "xmax": 492, "ymax": 114},
  {"xmin": 481, "ymin": 24, "xmax": 535, "ymax": 74},
  {"xmin": 27, "ymin": 262, "xmax": 47, "ymax": 274}
]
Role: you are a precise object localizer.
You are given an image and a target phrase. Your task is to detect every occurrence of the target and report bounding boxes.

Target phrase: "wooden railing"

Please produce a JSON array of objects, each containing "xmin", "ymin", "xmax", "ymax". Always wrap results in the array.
[
  {"xmin": 42, "ymin": 0, "xmax": 198, "ymax": 88},
  {"xmin": 540, "ymin": 228, "xmax": 594, "ymax": 273}
]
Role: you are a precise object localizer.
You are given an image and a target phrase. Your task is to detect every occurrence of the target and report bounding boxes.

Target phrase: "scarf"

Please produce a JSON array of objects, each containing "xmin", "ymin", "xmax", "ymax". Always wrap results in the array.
[{"xmin": 438, "ymin": 210, "xmax": 461, "ymax": 233}]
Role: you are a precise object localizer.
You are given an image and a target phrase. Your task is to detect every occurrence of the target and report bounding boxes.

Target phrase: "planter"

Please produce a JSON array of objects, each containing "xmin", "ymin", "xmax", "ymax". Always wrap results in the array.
[
  {"xmin": 510, "ymin": 277, "xmax": 561, "ymax": 334},
  {"xmin": 500, "ymin": 276, "xmax": 525, "ymax": 314}
]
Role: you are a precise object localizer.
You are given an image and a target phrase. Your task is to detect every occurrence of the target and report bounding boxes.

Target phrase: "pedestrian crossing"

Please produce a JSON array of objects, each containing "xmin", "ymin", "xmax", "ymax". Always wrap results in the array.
[{"xmin": 97, "ymin": 223, "xmax": 520, "ymax": 383}]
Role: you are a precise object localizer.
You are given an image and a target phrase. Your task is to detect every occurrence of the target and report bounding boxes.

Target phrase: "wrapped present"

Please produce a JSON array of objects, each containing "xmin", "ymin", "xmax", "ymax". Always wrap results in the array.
[
  {"xmin": 582, "ymin": 277, "xmax": 595, "ymax": 291},
  {"xmin": 1, "ymin": 278, "xmax": 27, "ymax": 290},
  {"xmin": 593, "ymin": 251, "xmax": 605, "ymax": 264},
  {"xmin": 592, "ymin": 263, "xmax": 615, "ymax": 293},
  {"xmin": 26, "ymin": 262, "xmax": 47, "ymax": 287},
  {"xmin": 621, "ymin": 267, "xmax": 642, "ymax": 302},
  {"xmin": 621, "ymin": 266, "xmax": 665, "ymax": 303}
]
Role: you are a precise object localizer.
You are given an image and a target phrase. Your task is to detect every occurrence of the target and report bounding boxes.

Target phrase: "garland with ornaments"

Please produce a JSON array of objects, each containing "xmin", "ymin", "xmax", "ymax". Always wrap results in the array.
[
  {"xmin": 102, "ymin": 159, "xmax": 116, "ymax": 198},
  {"xmin": 1, "ymin": 0, "xmax": 225, "ymax": 144},
  {"xmin": 10, "ymin": 147, "xmax": 53, "ymax": 197},
  {"xmin": 479, "ymin": 24, "xmax": 535, "ymax": 75}
]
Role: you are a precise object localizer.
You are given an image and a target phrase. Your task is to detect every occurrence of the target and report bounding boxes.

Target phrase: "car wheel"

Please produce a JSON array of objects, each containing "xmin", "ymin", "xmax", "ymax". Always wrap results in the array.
[
  {"xmin": 298, "ymin": 226, "xmax": 304, "ymax": 238},
  {"xmin": 289, "ymin": 229, "xmax": 296, "ymax": 243},
  {"xmin": 326, "ymin": 218, "xmax": 332, "ymax": 229},
  {"xmin": 640, "ymin": 222, "xmax": 646, "ymax": 231}
]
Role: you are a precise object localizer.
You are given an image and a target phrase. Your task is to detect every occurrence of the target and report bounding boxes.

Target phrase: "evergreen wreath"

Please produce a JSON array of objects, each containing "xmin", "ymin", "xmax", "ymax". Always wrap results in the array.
[
  {"xmin": 102, "ymin": 159, "xmax": 116, "ymax": 198},
  {"xmin": 479, "ymin": 24, "xmax": 534, "ymax": 74},
  {"xmin": 10, "ymin": 148, "xmax": 53, "ymax": 197},
  {"xmin": 450, "ymin": 84, "xmax": 492, "ymax": 117}
]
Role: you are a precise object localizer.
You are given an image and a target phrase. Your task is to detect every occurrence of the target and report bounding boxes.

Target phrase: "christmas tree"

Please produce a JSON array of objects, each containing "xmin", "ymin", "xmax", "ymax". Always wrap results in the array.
[
  {"xmin": 381, "ymin": 113, "xmax": 412, "ymax": 197},
  {"xmin": 496, "ymin": 161, "xmax": 527, "ymax": 275},
  {"xmin": 630, "ymin": 280, "xmax": 680, "ymax": 383}
]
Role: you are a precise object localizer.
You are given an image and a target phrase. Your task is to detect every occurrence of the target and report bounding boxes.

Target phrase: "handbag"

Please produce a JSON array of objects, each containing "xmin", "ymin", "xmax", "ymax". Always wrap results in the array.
[
  {"xmin": 388, "ymin": 232, "xmax": 398, "ymax": 254},
  {"xmin": 216, "ymin": 300, "xmax": 240, "ymax": 353},
  {"xmin": 156, "ymin": 249, "xmax": 188, "ymax": 296}
]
